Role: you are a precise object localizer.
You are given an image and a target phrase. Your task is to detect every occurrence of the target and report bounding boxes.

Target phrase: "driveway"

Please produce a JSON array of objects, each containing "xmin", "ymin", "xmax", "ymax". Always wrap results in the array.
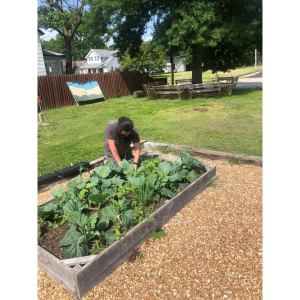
[{"xmin": 236, "ymin": 70, "xmax": 263, "ymax": 88}]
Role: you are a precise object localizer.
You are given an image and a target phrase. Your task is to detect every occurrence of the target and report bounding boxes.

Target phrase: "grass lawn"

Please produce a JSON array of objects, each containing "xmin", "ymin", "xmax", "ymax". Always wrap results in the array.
[
  {"xmin": 152, "ymin": 66, "xmax": 263, "ymax": 83},
  {"xmin": 38, "ymin": 88, "xmax": 262, "ymax": 176}
]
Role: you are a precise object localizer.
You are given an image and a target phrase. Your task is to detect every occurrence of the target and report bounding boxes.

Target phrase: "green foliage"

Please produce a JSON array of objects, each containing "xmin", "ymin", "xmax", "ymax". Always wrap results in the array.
[
  {"xmin": 89, "ymin": 240, "xmax": 105, "ymax": 255},
  {"xmin": 151, "ymin": 227, "xmax": 167, "ymax": 241}
]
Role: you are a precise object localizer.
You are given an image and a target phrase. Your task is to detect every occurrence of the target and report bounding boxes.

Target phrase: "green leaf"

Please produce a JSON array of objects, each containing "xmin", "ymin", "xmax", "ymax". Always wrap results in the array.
[
  {"xmin": 111, "ymin": 176, "xmax": 125, "ymax": 185},
  {"xmin": 86, "ymin": 183, "xmax": 93, "ymax": 189},
  {"xmin": 38, "ymin": 225, "xmax": 41, "ymax": 238},
  {"xmin": 104, "ymin": 232, "xmax": 118, "ymax": 245},
  {"xmin": 63, "ymin": 198, "xmax": 86, "ymax": 214},
  {"xmin": 58, "ymin": 230, "xmax": 82, "ymax": 247},
  {"xmin": 101, "ymin": 205, "xmax": 118, "ymax": 220},
  {"xmin": 179, "ymin": 151, "xmax": 191, "ymax": 166},
  {"xmin": 118, "ymin": 198, "xmax": 131, "ymax": 212},
  {"xmin": 98, "ymin": 217, "xmax": 110, "ymax": 231},
  {"xmin": 189, "ymin": 157, "xmax": 206, "ymax": 169},
  {"xmin": 127, "ymin": 175, "xmax": 145, "ymax": 188},
  {"xmin": 68, "ymin": 212, "xmax": 89, "ymax": 228},
  {"xmin": 121, "ymin": 209, "xmax": 137, "ymax": 228},
  {"xmin": 99, "ymin": 166, "xmax": 111, "ymax": 178},
  {"xmin": 89, "ymin": 214, "xmax": 98, "ymax": 229},
  {"xmin": 168, "ymin": 169, "xmax": 188, "ymax": 182},
  {"xmin": 89, "ymin": 186, "xmax": 101, "ymax": 195},
  {"xmin": 120, "ymin": 160, "xmax": 135, "ymax": 175},
  {"xmin": 101, "ymin": 178, "xmax": 112, "ymax": 188},
  {"xmin": 88, "ymin": 194, "xmax": 106, "ymax": 208},
  {"xmin": 100, "ymin": 231, "xmax": 106, "ymax": 245},
  {"xmin": 161, "ymin": 188, "xmax": 177, "ymax": 199},
  {"xmin": 158, "ymin": 161, "xmax": 172, "ymax": 174},
  {"xmin": 173, "ymin": 182, "xmax": 186, "ymax": 190},
  {"xmin": 90, "ymin": 176, "xmax": 100, "ymax": 186},
  {"xmin": 188, "ymin": 170, "xmax": 199, "ymax": 183},
  {"xmin": 50, "ymin": 187, "xmax": 64, "ymax": 199},
  {"xmin": 63, "ymin": 240, "xmax": 88, "ymax": 259}
]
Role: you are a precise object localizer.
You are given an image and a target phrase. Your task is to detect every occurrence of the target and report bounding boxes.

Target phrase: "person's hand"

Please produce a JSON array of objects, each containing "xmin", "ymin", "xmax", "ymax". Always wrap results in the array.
[{"xmin": 133, "ymin": 164, "xmax": 137, "ymax": 171}]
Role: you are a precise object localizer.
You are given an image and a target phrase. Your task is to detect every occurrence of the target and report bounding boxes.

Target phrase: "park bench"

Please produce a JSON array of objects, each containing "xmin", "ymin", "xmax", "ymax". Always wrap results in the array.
[
  {"xmin": 153, "ymin": 85, "xmax": 185, "ymax": 100},
  {"xmin": 142, "ymin": 83, "xmax": 156, "ymax": 99},
  {"xmin": 213, "ymin": 76, "xmax": 239, "ymax": 95},
  {"xmin": 188, "ymin": 82, "xmax": 221, "ymax": 99},
  {"xmin": 175, "ymin": 78, "xmax": 192, "ymax": 85}
]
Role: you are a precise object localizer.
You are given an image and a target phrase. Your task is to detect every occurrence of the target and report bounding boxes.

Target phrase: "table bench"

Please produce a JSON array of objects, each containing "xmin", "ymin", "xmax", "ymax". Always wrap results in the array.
[
  {"xmin": 153, "ymin": 85, "xmax": 185, "ymax": 100},
  {"xmin": 188, "ymin": 82, "xmax": 221, "ymax": 99},
  {"xmin": 213, "ymin": 77, "xmax": 239, "ymax": 95},
  {"xmin": 175, "ymin": 79, "xmax": 192, "ymax": 85}
]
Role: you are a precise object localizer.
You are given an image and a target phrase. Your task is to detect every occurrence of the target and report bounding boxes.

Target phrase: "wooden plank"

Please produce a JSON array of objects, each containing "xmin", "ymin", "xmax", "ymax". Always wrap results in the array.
[
  {"xmin": 62, "ymin": 255, "xmax": 98, "ymax": 267},
  {"xmin": 38, "ymin": 246, "xmax": 78, "ymax": 298}
]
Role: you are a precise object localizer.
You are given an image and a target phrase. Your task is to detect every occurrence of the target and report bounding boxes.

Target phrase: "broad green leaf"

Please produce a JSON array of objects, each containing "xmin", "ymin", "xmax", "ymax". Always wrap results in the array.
[
  {"xmin": 98, "ymin": 217, "xmax": 110, "ymax": 231},
  {"xmin": 161, "ymin": 188, "xmax": 177, "ymax": 199},
  {"xmin": 168, "ymin": 169, "xmax": 188, "ymax": 182},
  {"xmin": 101, "ymin": 205, "xmax": 118, "ymax": 220},
  {"xmin": 101, "ymin": 178, "xmax": 112, "ymax": 188},
  {"xmin": 58, "ymin": 230, "xmax": 82, "ymax": 247},
  {"xmin": 121, "ymin": 209, "xmax": 137, "ymax": 228},
  {"xmin": 168, "ymin": 163, "xmax": 183, "ymax": 175},
  {"xmin": 136, "ymin": 166, "xmax": 145, "ymax": 174},
  {"xmin": 111, "ymin": 177, "xmax": 125, "ymax": 185},
  {"xmin": 118, "ymin": 198, "xmax": 131, "ymax": 212},
  {"xmin": 120, "ymin": 160, "xmax": 135, "ymax": 175},
  {"xmin": 43, "ymin": 203, "xmax": 58, "ymax": 213},
  {"xmin": 77, "ymin": 180, "xmax": 87, "ymax": 190},
  {"xmin": 188, "ymin": 170, "xmax": 199, "ymax": 183},
  {"xmin": 158, "ymin": 161, "xmax": 172, "ymax": 174},
  {"xmin": 101, "ymin": 186, "xmax": 116, "ymax": 198},
  {"xmin": 90, "ymin": 176, "xmax": 100, "ymax": 186},
  {"xmin": 179, "ymin": 151, "xmax": 191, "ymax": 166},
  {"xmin": 100, "ymin": 231, "xmax": 106, "ymax": 245},
  {"xmin": 50, "ymin": 187, "xmax": 64, "ymax": 199},
  {"xmin": 63, "ymin": 198, "xmax": 86, "ymax": 214},
  {"xmin": 104, "ymin": 232, "xmax": 118, "ymax": 245},
  {"xmin": 89, "ymin": 214, "xmax": 98, "ymax": 229},
  {"xmin": 189, "ymin": 157, "xmax": 206, "ymax": 169},
  {"xmin": 79, "ymin": 188, "xmax": 87, "ymax": 200},
  {"xmin": 63, "ymin": 239, "xmax": 88, "ymax": 259},
  {"xmin": 127, "ymin": 175, "xmax": 145, "ymax": 188},
  {"xmin": 86, "ymin": 183, "xmax": 93, "ymax": 189},
  {"xmin": 88, "ymin": 194, "xmax": 106, "ymax": 207},
  {"xmin": 89, "ymin": 186, "xmax": 101, "ymax": 195},
  {"xmin": 173, "ymin": 182, "xmax": 186, "ymax": 190},
  {"xmin": 99, "ymin": 166, "xmax": 111, "ymax": 178},
  {"xmin": 68, "ymin": 212, "xmax": 89, "ymax": 228},
  {"xmin": 146, "ymin": 174, "xmax": 157, "ymax": 186}
]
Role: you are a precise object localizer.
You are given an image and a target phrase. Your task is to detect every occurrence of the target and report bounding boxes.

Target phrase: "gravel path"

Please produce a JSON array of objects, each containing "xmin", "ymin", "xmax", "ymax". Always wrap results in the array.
[{"xmin": 37, "ymin": 154, "xmax": 262, "ymax": 300}]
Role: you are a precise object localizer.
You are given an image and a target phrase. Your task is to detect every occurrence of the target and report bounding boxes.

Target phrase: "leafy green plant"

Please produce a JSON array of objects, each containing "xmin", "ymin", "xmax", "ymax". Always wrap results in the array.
[
  {"xmin": 89, "ymin": 240, "xmax": 105, "ymax": 255},
  {"xmin": 138, "ymin": 252, "xmax": 143, "ymax": 259},
  {"xmin": 151, "ymin": 228, "xmax": 167, "ymax": 241}
]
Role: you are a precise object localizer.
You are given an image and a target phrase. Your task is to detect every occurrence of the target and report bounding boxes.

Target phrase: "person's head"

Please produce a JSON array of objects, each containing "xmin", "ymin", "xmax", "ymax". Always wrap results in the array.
[{"xmin": 115, "ymin": 117, "xmax": 134, "ymax": 148}]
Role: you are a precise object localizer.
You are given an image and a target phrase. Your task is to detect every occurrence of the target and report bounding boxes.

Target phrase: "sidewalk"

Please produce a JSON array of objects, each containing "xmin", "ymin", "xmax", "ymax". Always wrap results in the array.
[{"xmin": 236, "ymin": 70, "xmax": 263, "ymax": 88}]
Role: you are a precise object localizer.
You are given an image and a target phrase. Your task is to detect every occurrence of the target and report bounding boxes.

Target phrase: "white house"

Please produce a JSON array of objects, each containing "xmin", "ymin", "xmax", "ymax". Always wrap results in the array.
[
  {"xmin": 164, "ymin": 58, "xmax": 186, "ymax": 73},
  {"xmin": 38, "ymin": 28, "xmax": 47, "ymax": 76},
  {"xmin": 78, "ymin": 49, "xmax": 120, "ymax": 74}
]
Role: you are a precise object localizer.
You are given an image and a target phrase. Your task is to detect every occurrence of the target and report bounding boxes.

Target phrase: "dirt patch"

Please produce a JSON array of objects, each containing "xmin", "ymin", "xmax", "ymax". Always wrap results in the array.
[
  {"xmin": 193, "ymin": 108, "xmax": 208, "ymax": 112},
  {"xmin": 200, "ymin": 104, "xmax": 213, "ymax": 107}
]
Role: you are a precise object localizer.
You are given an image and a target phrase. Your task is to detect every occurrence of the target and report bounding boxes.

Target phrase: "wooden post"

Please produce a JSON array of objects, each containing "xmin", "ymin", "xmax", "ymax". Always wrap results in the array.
[
  {"xmin": 170, "ymin": 52, "xmax": 174, "ymax": 85},
  {"xmin": 39, "ymin": 113, "xmax": 44, "ymax": 122},
  {"xmin": 255, "ymin": 48, "xmax": 257, "ymax": 69},
  {"xmin": 215, "ymin": 72, "xmax": 218, "ymax": 81}
]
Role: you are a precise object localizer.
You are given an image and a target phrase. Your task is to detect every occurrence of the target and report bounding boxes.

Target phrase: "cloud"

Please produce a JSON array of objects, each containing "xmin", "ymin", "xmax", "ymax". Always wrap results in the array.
[
  {"xmin": 40, "ymin": 29, "xmax": 58, "ymax": 41},
  {"xmin": 145, "ymin": 37, "xmax": 152, "ymax": 42}
]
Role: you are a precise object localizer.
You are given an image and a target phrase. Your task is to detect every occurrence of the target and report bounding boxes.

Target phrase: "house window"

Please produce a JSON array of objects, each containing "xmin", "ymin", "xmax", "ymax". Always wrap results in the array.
[
  {"xmin": 90, "ymin": 57, "xmax": 93, "ymax": 61},
  {"xmin": 95, "ymin": 56, "xmax": 99, "ymax": 61}
]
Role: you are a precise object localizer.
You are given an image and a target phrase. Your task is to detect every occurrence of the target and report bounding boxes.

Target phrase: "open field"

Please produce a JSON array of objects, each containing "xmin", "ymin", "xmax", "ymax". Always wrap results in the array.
[
  {"xmin": 38, "ymin": 88, "xmax": 262, "ymax": 176},
  {"xmin": 152, "ymin": 66, "xmax": 263, "ymax": 83}
]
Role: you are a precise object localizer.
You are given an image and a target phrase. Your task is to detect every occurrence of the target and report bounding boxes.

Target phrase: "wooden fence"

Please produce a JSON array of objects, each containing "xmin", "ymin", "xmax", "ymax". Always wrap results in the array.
[{"xmin": 37, "ymin": 71, "xmax": 167, "ymax": 110}]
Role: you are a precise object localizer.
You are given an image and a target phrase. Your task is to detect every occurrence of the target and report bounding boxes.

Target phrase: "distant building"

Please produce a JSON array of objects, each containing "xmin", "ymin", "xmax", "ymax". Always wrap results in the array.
[
  {"xmin": 78, "ymin": 49, "xmax": 120, "ymax": 74},
  {"xmin": 164, "ymin": 58, "xmax": 186, "ymax": 73},
  {"xmin": 42, "ymin": 49, "xmax": 66, "ymax": 75},
  {"xmin": 37, "ymin": 28, "xmax": 47, "ymax": 76},
  {"xmin": 61, "ymin": 60, "xmax": 86, "ymax": 74}
]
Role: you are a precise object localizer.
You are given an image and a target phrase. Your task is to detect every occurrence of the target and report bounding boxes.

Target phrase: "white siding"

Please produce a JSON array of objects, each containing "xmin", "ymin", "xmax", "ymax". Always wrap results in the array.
[
  {"xmin": 176, "ymin": 59, "xmax": 186, "ymax": 72},
  {"xmin": 106, "ymin": 57, "xmax": 120, "ymax": 72},
  {"xmin": 37, "ymin": 34, "xmax": 47, "ymax": 76}
]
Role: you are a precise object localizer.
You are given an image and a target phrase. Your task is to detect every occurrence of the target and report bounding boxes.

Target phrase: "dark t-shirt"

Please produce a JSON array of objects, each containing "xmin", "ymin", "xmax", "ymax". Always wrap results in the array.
[{"xmin": 104, "ymin": 119, "xmax": 140, "ymax": 156}]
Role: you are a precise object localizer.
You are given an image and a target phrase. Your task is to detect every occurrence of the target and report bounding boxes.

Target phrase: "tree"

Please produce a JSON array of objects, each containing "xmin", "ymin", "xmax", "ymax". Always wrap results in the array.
[
  {"xmin": 88, "ymin": 0, "xmax": 262, "ymax": 83},
  {"xmin": 38, "ymin": 0, "xmax": 86, "ymax": 74},
  {"xmin": 118, "ymin": 41, "xmax": 168, "ymax": 72}
]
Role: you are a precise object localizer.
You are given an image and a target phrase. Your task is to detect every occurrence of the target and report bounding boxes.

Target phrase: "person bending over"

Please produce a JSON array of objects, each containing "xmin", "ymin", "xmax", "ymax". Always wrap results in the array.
[{"xmin": 104, "ymin": 116, "xmax": 141, "ymax": 170}]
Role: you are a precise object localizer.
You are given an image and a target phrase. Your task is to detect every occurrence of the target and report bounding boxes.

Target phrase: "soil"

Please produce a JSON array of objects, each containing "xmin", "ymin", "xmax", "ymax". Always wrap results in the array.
[{"xmin": 38, "ymin": 182, "xmax": 191, "ymax": 260}]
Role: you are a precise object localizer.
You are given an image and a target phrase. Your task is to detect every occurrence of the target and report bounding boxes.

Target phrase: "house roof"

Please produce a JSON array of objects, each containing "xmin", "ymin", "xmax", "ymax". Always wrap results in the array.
[
  {"xmin": 79, "ymin": 55, "xmax": 116, "ymax": 69},
  {"xmin": 165, "ymin": 58, "xmax": 183, "ymax": 64},
  {"xmin": 61, "ymin": 60, "xmax": 86, "ymax": 70},
  {"xmin": 85, "ymin": 49, "xmax": 119, "ymax": 59},
  {"xmin": 42, "ymin": 49, "xmax": 66, "ymax": 57}
]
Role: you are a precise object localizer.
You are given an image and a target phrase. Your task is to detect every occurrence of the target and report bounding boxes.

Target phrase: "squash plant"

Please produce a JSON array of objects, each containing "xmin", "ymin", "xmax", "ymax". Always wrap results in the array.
[{"xmin": 38, "ymin": 151, "xmax": 206, "ymax": 259}]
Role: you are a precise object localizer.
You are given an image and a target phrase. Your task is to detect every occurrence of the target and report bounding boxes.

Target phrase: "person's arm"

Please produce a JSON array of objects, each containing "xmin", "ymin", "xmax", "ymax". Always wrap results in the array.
[
  {"xmin": 133, "ymin": 142, "xmax": 141, "ymax": 170},
  {"xmin": 107, "ymin": 139, "xmax": 122, "ymax": 165}
]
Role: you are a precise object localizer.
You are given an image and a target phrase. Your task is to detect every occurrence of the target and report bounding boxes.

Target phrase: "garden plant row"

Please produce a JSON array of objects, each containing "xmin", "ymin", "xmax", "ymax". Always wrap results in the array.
[{"xmin": 38, "ymin": 151, "xmax": 207, "ymax": 260}]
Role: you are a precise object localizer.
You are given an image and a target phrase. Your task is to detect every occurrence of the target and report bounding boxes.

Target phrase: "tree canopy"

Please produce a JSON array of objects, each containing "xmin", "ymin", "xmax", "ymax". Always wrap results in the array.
[{"xmin": 88, "ymin": 0, "xmax": 262, "ymax": 83}]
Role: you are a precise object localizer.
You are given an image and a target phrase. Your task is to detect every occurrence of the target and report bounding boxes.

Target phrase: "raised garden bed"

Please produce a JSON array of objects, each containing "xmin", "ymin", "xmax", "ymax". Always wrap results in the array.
[{"xmin": 38, "ymin": 151, "xmax": 217, "ymax": 299}]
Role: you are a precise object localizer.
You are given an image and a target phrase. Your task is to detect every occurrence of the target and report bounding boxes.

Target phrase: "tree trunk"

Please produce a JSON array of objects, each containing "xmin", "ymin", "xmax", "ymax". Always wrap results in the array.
[
  {"xmin": 64, "ymin": 36, "xmax": 73, "ymax": 74},
  {"xmin": 192, "ymin": 43, "xmax": 202, "ymax": 84},
  {"xmin": 170, "ymin": 52, "xmax": 174, "ymax": 85}
]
